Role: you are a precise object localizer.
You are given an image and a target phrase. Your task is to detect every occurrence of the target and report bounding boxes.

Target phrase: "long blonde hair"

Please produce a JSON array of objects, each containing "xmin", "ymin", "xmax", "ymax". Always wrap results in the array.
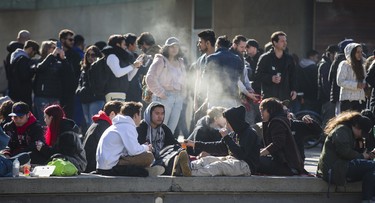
[{"xmin": 40, "ymin": 40, "xmax": 56, "ymax": 60}]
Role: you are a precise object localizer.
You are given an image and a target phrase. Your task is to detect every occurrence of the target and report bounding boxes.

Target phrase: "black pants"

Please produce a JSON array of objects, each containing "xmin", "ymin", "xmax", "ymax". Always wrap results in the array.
[
  {"xmin": 258, "ymin": 156, "xmax": 295, "ymax": 176},
  {"xmin": 97, "ymin": 165, "xmax": 148, "ymax": 177},
  {"xmin": 340, "ymin": 100, "xmax": 366, "ymax": 113}
]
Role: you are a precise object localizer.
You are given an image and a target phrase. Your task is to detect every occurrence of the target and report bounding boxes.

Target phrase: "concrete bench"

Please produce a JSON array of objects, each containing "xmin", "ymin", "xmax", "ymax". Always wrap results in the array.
[{"xmin": 0, "ymin": 174, "xmax": 361, "ymax": 203}]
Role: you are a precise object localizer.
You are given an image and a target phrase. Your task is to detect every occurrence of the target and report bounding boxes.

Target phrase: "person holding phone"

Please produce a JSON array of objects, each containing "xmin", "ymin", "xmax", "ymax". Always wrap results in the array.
[
  {"xmin": 317, "ymin": 111, "xmax": 375, "ymax": 202},
  {"xmin": 33, "ymin": 40, "xmax": 71, "ymax": 124}
]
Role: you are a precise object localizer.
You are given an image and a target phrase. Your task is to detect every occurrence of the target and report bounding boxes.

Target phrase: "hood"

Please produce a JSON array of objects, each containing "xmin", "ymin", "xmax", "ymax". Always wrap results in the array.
[
  {"xmin": 299, "ymin": 58, "xmax": 316, "ymax": 68},
  {"xmin": 344, "ymin": 43, "xmax": 361, "ymax": 62},
  {"xmin": 60, "ymin": 118, "xmax": 80, "ymax": 134},
  {"xmin": 10, "ymin": 48, "xmax": 28, "ymax": 64},
  {"xmin": 223, "ymin": 106, "xmax": 249, "ymax": 133},
  {"xmin": 112, "ymin": 114, "xmax": 135, "ymax": 126},
  {"xmin": 92, "ymin": 110, "xmax": 112, "ymax": 125},
  {"xmin": 143, "ymin": 101, "xmax": 164, "ymax": 127},
  {"xmin": 7, "ymin": 41, "xmax": 23, "ymax": 53}
]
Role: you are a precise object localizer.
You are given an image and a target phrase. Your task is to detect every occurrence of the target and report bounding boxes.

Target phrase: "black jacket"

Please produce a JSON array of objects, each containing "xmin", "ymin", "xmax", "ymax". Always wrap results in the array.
[
  {"xmin": 34, "ymin": 54, "xmax": 71, "ymax": 99},
  {"xmin": 365, "ymin": 61, "xmax": 375, "ymax": 109},
  {"xmin": 328, "ymin": 53, "xmax": 346, "ymax": 103},
  {"xmin": 82, "ymin": 111, "xmax": 112, "ymax": 172},
  {"xmin": 102, "ymin": 46, "xmax": 135, "ymax": 94},
  {"xmin": 255, "ymin": 50, "xmax": 296, "ymax": 101},
  {"xmin": 187, "ymin": 116, "xmax": 222, "ymax": 156},
  {"xmin": 76, "ymin": 67, "xmax": 105, "ymax": 104},
  {"xmin": 317, "ymin": 55, "xmax": 333, "ymax": 103},
  {"xmin": 137, "ymin": 121, "xmax": 178, "ymax": 148}
]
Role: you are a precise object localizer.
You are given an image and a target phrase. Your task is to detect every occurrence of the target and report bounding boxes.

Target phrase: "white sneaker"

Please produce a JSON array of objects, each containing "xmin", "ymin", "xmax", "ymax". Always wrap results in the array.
[{"xmin": 146, "ymin": 165, "xmax": 165, "ymax": 177}]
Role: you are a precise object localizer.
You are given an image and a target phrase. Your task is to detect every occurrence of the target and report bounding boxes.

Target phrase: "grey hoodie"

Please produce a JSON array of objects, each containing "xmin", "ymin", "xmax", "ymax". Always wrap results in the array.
[
  {"xmin": 10, "ymin": 48, "xmax": 29, "ymax": 64},
  {"xmin": 143, "ymin": 102, "xmax": 166, "ymax": 157}
]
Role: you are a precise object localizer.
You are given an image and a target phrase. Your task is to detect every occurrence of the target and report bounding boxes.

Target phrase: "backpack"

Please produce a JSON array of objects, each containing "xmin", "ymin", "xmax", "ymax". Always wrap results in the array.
[
  {"xmin": 88, "ymin": 57, "xmax": 110, "ymax": 97},
  {"xmin": 0, "ymin": 156, "xmax": 12, "ymax": 177},
  {"xmin": 48, "ymin": 158, "xmax": 78, "ymax": 176}
]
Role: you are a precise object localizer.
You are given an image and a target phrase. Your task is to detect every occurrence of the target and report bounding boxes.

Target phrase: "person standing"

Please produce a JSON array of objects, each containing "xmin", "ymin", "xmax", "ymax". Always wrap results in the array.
[
  {"xmin": 337, "ymin": 43, "xmax": 367, "ymax": 112},
  {"xmin": 8, "ymin": 40, "xmax": 40, "ymax": 107},
  {"xmin": 145, "ymin": 37, "xmax": 186, "ymax": 134},
  {"xmin": 255, "ymin": 31, "xmax": 297, "ymax": 101}
]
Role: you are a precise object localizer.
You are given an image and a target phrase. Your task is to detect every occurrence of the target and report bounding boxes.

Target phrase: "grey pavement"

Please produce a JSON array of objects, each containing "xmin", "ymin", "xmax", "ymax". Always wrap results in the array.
[{"xmin": 304, "ymin": 143, "xmax": 323, "ymax": 175}]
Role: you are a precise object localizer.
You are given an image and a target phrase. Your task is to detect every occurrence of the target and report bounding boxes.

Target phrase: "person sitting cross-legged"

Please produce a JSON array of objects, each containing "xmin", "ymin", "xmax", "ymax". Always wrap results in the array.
[
  {"xmin": 173, "ymin": 106, "xmax": 260, "ymax": 176},
  {"xmin": 96, "ymin": 102, "xmax": 164, "ymax": 177}
]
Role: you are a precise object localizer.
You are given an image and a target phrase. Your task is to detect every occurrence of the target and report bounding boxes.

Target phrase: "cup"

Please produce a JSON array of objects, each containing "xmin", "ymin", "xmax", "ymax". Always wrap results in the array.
[
  {"xmin": 177, "ymin": 135, "xmax": 186, "ymax": 149},
  {"xmin": 23, "ymin": 164, "xmax": 30, "ymax": 176}
]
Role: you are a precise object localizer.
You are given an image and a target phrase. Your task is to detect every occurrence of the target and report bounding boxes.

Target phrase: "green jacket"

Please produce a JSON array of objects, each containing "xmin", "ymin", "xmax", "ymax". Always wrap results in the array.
[{"xmin": 317, "ymin": 124, "xmax": 363, "ymax": 185}]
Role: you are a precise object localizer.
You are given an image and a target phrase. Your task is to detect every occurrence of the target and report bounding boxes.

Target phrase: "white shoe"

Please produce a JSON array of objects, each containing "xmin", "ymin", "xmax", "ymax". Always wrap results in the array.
[{"xmin": 146, "ymin": 165, "xmax": 165, "ymax": 177}]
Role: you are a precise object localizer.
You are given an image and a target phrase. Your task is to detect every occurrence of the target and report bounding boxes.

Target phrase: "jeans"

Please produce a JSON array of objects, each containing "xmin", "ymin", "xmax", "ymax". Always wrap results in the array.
[
  {"xmin": 346, "ymin": 159, "xmax": 375, "ymax": 200},
  {"xmin": 82, "ymin": 100, "xmax": 105, "ymax": 127},
  {"xmin": 153, "ymin": 91, "xmax": 183, "ymax": 134},
  {"xmin": 33, "ymin": 96, "xmax": 59, "ymax": 125}
]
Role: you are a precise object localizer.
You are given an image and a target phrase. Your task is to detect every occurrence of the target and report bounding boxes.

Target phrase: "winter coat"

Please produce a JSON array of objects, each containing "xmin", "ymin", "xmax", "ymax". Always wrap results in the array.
[
  {"xmin": 318, "ymin": 54, "xmax": 333, "ymax": 103},
  {"xmin": 317, "ymin": 124, "xmax": 363, "ymax": 185},
  {"xmin": 82, "ymin": 111, "xmax": 112, "ymax": 172},
  {"xmin": 262, "ymin": 114, "xmax": 304, "ymax": 174},
  {"xmin": 34, "ymin": 54, "xmax": 70, "ymax": 99},
  {"xmin": 255, "ymin": 50, "xmax": 296, "ymax": 101},
  {"xmin": 337, "ymin": 43, "xmax": 366, "ymax": 102}
]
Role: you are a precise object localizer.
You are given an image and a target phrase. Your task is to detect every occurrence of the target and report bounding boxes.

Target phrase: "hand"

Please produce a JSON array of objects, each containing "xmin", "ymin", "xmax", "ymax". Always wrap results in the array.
[
  {"xmin": 159, "ymin": 93, "xmax": 167, "ymax": 100},
  {"xmin": 185, "ymin": 140, "xmax": 195, "ymax": 148},
  {"xmin": 260, "ymin": 148, "xmax": 269, "ymax": 156},
  {"xmin": 302, "ymin": 115, "xmax": 313, "ymax": 123},
  {"xmin": 147, "ymin": 144, "xmax": 153, "ymax": 152},
  {"xmin": 290, "ymin": 91, "xmax": 297, "ymax": 100},
  {"xmin": 272, "ymin": 75, "xmax": 281, "ymax": 84},
  {"xmin": 58, "ymin": 48, "xmax": 65, "ymax": 59},
  {"xmin": 52, "ymin": 47, "xmax": 59, "ymax": 56},
  {"xmin": 219, "ymin": 128, "xmax": 229, "ymax": 138},
  {"xmin": 133, "ymin": 57, "xmax": 143, "ymax": 69},
  {"xmin": 246, "ymin": 92, "xmax": 259, "ymax": 101}
]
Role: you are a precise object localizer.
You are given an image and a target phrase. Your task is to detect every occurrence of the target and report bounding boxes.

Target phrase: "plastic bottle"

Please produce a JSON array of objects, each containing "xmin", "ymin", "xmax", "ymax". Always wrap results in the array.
[{"xmin": 12, "ymin": 158, "xmax": 20, "ymax": 177}]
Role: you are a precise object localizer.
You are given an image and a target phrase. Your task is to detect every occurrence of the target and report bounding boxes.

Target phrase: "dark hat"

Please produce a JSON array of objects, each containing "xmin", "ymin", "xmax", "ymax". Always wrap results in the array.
[
  {"xmin": 246, "ymin": 39, "xmax": 259, "ymax": 49},
  {"xmin": 338, "ymin": 39, "xmax": 354, "ymax": 53},
  {"xmin": 24, "ymin": 40, "xmax": 40, "ymax": 55},
  {"xmin": 223, "ymin": 106, "xmax": 248, "ymax": 133},
  {"xmin": 8, "ymin": 102, "xmax": 30, "ymax": 117},
  {"xmin": 357, "ymin": 115, "xmax": 373, "ymax": 135},
  {"xmin": 165, "ymin": 37, "xmax": 180, "ymax": 46},
  {"xmin": 326, "ymin": 44, "xmax": 339, "ymax": 53}
]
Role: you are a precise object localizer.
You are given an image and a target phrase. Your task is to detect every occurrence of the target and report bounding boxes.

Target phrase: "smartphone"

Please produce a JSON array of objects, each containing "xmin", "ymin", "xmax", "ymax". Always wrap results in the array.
[{"xmin": 56, "ymin": 41, "xmax": 62, "ymax": 49}]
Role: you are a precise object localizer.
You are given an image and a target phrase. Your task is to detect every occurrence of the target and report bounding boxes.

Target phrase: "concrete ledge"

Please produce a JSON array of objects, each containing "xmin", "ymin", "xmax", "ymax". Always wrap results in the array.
[{"xmin": 0, "ymin": 174, "xmax": 362, "ymax": 203}]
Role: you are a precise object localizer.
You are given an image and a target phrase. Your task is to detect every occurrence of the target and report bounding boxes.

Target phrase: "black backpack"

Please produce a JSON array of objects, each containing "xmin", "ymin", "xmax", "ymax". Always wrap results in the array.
[{"xmin": 88, "ymin": 57, "xmax": 110, "ymax": 97}]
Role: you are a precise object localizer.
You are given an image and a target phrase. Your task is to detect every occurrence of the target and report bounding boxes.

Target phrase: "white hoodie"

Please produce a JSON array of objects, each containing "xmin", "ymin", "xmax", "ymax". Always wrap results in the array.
[
  {"xmin": 96, "ymin": 115, "xmax": 148, "ymax": 170},
  {"xmin": 336, "ymin": 43, "xmax": 366, "ymax": 102}
]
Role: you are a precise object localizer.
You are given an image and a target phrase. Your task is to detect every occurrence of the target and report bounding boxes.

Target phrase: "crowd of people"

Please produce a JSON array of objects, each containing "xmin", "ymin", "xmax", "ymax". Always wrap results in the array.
[{"xmin": 1, "ymin": 28, "xmax": 375, "ymax": 202}]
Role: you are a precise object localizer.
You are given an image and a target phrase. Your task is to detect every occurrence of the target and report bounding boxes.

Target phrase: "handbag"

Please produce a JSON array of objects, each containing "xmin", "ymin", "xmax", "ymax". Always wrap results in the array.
[{"xmin": 154, "ymin": 144, "xmax": 184, "ymax": 175}]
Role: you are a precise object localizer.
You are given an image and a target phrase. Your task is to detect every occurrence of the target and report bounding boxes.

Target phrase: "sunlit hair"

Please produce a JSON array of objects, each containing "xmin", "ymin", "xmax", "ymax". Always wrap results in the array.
[
  {"xmin": 40, "ymin": 41, "xmax": 56, "ymax": 60},
  {"xmin": 324, "ymin": 111, "xmax": 362, "ymax": 135},
  {"xmin": 81, "ymin": 45, "xmax": 102, "ymax": 71},
  {"xmin": 121, "ymin": 102, "xmax": 143, "ymax": 118},
  {"xmin": 44, "ymin": 104, "xmax": 65, "ymax": 146},
  {"xmin": 207, "ymin": 106, "xmax": 226, "ymax": 123},
  {"xmin": 349, "ymin": 45, "xmax": 365, "ymax": 82},
  {"xmin": 270, "ymin": 31, "xmax": 286, "ymax": 46},
  {"xmin": 103, "ymin": 100, "xmax": 123, "ymax": 116},
  {"xmin": 0, "ymin": 100, "xmax": 14, "ymax": 121}
]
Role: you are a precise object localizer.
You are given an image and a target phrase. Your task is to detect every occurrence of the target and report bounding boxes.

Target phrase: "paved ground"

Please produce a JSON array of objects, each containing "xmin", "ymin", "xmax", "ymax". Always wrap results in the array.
[{"xmin": 304, "ymin": 144, "xmax": 323, "ymax": 175}]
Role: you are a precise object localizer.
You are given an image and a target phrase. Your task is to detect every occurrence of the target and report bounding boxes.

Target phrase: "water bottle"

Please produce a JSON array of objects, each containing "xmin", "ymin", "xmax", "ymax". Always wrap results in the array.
[{"xmin": 12, "ymin": 158, "xmax": 20, "ymax": 177}]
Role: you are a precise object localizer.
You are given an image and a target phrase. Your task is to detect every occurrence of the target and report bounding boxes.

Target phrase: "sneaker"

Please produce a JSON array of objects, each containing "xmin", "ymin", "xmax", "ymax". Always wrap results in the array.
[
  {"xmin": 9, "ymin": 152, "xmax": 30, "ymax": 166},
  {"xmin": 171, "ymin": 154, "xmax": 182, "ymax": 176},
  {"xmin": 146, "ymin": 165, "xmax": 165, "ymax": 177},
  {"xmin": 178, "ymin": 150, "xmax": 191, "ymax": 177}
]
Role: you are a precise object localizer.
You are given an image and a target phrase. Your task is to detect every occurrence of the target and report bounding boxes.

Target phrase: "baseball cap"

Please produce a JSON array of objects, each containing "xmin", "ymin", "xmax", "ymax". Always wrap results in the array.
[
  {"xmin": 164, "ymin": 37, "xmax": 180, "ymax": 46},
  {"xmin": 8, "ymin": 102, "xmax": 30, "ymax": 117}
]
